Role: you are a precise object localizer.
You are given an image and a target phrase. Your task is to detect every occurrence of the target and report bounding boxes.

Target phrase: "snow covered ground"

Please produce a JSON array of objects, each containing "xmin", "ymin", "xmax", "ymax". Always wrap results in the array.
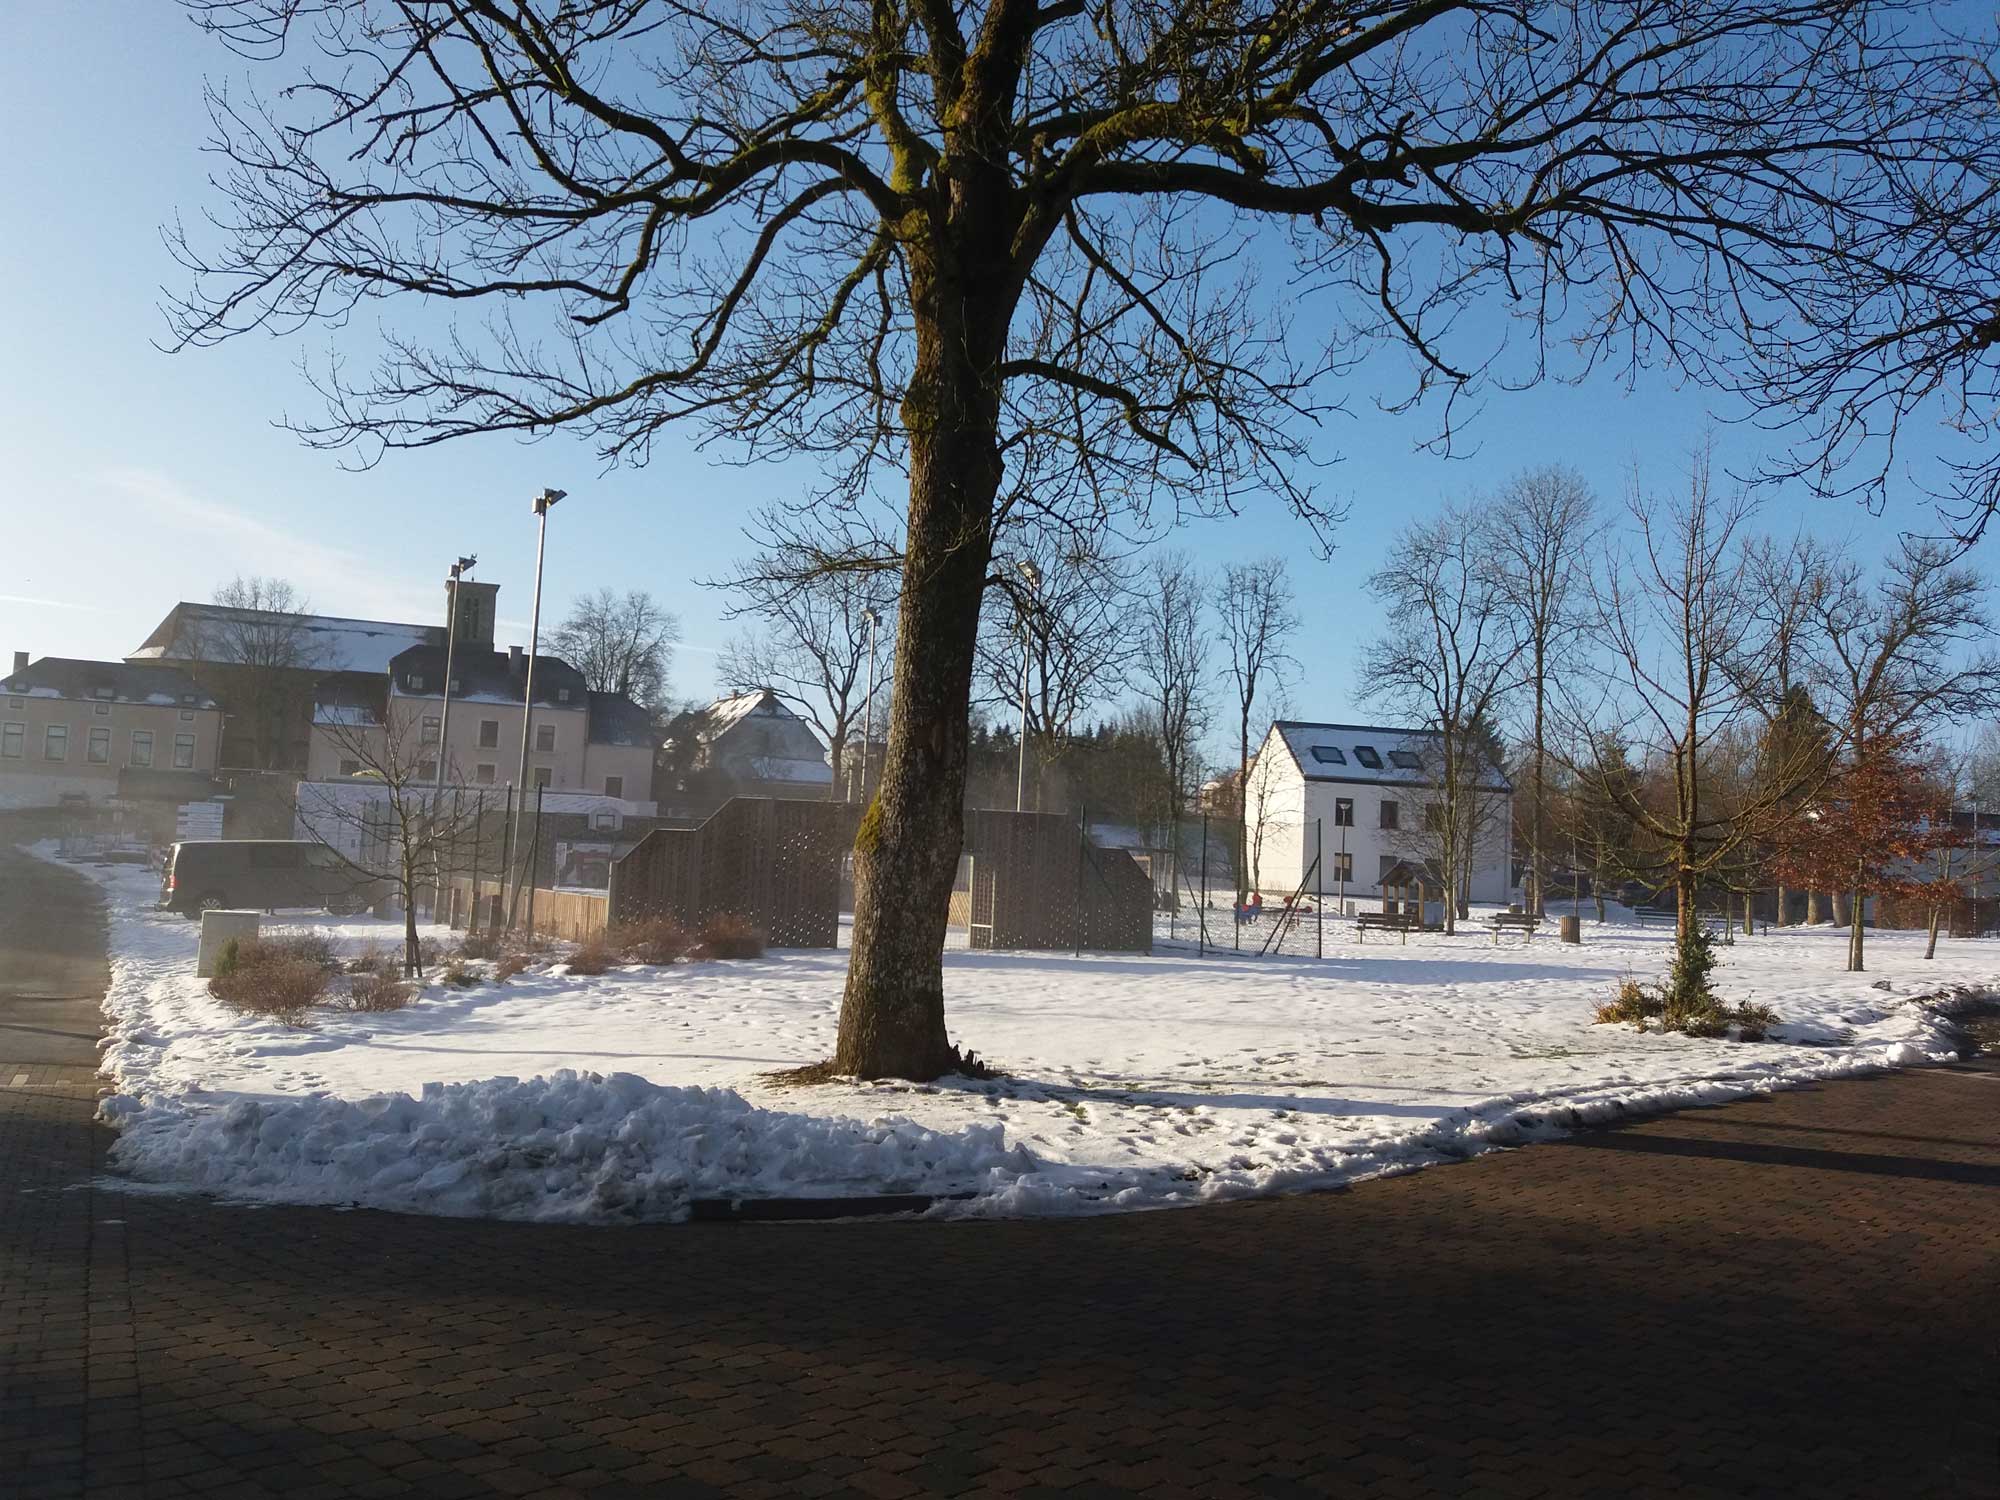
[{"xmin": 40, "ymin": 848, "xmax": 1989, "ymax": 1224}]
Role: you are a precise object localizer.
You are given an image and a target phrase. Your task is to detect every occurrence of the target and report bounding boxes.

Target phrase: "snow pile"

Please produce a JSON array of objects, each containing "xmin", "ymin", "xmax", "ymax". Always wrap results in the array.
[
  {"xmin": 101, "ymin": 1072, "xmax": 1028, "ymax": 1222},
  {"xmin": 26, "ymin": 845, "xmax": 1994, "ymax": 1222}
]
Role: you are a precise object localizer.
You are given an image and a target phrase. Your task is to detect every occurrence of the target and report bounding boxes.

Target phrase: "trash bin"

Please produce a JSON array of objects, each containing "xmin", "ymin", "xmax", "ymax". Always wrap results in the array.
[{"xmin": 1559, "ymin": 913, "xmax": 1581, "ymax": 945}]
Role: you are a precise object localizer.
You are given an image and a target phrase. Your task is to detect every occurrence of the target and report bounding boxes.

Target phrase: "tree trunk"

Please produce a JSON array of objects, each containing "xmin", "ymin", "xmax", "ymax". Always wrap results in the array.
[
  {"xmin": 1831, "ymin": 889, "xmax": 1850, "ymax": 927},
  {"xmin": 1530, "ymin": 649, "xmax": 1545, "ymax": 919},
  {"xmin": 1847, "ymin": 885, "xmax": 1865, "ymax": 971},
  {"xmin": 1674, "ymin": 861, "xmax": 1699, "ymax": 944},
  {"xmin": 1925, "ymin": 904, "xmax": 1940, "ymax": 959},
  {"xmin": 828, "ymin": 727, "xmax": 847, "ymax": 803},
  {"xmin": 1775, "ymin": 882, "xmax": 1788, "ymax": 927},
  {"xmin": 833, "ymin": 281, "xmax": 1002, "ymax": 1079},
  {"xmin": 1742, "ymin": 891, "xmax": 1755, "ymax": 936},
  {"xmin": 1806, "ymin": 887, "xmax": 1821, "ymax": 925}
]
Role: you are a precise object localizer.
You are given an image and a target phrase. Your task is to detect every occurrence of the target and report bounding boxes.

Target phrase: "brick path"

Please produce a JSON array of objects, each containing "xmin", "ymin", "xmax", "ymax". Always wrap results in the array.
[{"xmin": 3, "ymin": 850, "xmax": 1997, "ymax": 1498}]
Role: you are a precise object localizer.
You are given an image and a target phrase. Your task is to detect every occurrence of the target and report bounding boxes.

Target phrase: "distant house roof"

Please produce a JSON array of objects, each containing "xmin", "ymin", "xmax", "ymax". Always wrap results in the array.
[
  {"xmin": 1264, "ymin": 721, "xmax": 1512, "ymax": 794},
  {"xmin": 130, "ymin": 602, "xmax": 440, "ymax": 675},
  {"xmin": 585, "ymin": 690, "xmax": 656, "ymax": 749},
  {"xmin": 697, "ymin": 688, "xmax": 798, "ymax": 739},
  {"xmin": 386, "ymin": 646, "xmax": 588, "ymax": 709},
  {"xmin": 663, "ymin": 689, "xmax": 832, "ymax": 788},
  {"xmin": 3, "ymin": 656, "xmax": 219, "ymax": 710}
]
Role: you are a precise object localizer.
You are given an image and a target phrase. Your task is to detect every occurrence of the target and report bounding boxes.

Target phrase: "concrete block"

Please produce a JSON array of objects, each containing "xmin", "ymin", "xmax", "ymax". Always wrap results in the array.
[{"xmin": 197, "ymin": 910, "xmax": 262, "ymax": 977}]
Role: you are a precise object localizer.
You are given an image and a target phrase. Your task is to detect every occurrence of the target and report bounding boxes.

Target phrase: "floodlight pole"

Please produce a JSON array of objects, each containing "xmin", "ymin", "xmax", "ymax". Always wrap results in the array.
[
  {"xmin": 435, "ymin": 555, "xmax": 476, "ymax": 796},
  {"xmin": 1015, "ymin": 559, "xmax": 1040, "ymax": 813},
  {"xmin": 508, "ymin": 488, "xmax": 564, "ymax": 925},
  {"xmin": 858, "ymin": 607, "xmax": 880, "ymax": 803}
]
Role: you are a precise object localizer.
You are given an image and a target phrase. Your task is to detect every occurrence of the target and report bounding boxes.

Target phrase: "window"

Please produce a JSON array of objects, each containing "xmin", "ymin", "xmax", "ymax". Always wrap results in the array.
[
  {"xmin": 417, "ymin": 761, "xmax": 438, "ymax": 782},
  {"xmin": 475, "ymin": 763, "xmax": 496, "ymax": 785},
  {"xmin": 1379, "ymin": 798, "xmax": 1399, "ymax": 830},
  {"xmin": 93, "ymin": 686, "xmax": 114, "ymax": 700},
  {"xmin": 603, "ymin": 775, "xmax": 623, "ymax": 799},
  {"xmin": 179, "ymin": 709, "xmax": 194, "ymax": 722},
  {"xmin": 449, "ymin": 677, "xmax": 462, "ymax": 695},
  {"xmin": 532, "ymin": 766, "xmax": 553, "ymax": 788},
  {"xmin": 1331, "ymin": 851, "xmax": 1354, "ymax": 883},
  {"xmin": 173, "ymin": 733, "xmax": 195, "ymax": 769},
  {"xmin": 1424, "ymin": 802, "xmax": 1445, "ymax": 832},
  {"xmin": 1310, "ymin": 745, "xmax": 1347, "ymax": 765},
  {"xmin": 407, "ymin": 673, "xmax": 425, "ymax": 691},
  {"xmin": 1353, "ymin": 745, "xmax": 1383, "ymax": 770},
  {"xmin": 248, "ymin": 844, "xmax": 303, "ymax": 869},
  {"xmin": 556, "ymin": 687, "xmax": 571, "ymax": 703},
  {"xmin": 93, "ymin": 702, "xmax": 110, "ymax": 717},
  {"xmin": 592, "ymin": 811, "xmax": 616, "ymax": 831},
  {"xmin": 1389, "ymin": 748, "xmax": 1422, "ymax": 770},
  {"xmin": 6, "ymin": 695, "xmax": 20, "ymax": 708},
  {"xmin": 535, "ymin": 723, "xmax": 556, "ymax": 752},
  {"xmin": 1333, "ymin": 797, "xmax": 1354, "ymax": 827},
  {"xmin": 422, "ymin": 716, "xmax": 441, "ymax": 744},
  {"xmin": 1, "ymin": 724, "xmax": 21, "ymax": 759},
  {"xmin": 339, "ymin": 758, "xmax": 362, "ymax": 777},
  {"xmin": 87, "ymin": 727, "xmax": 111, "ymax": 764},
  {"xmin": 180, "ymin": 694, "xmax": 196, "ymax": 705},
  {"xmin": 478, "ymin": 719, "xmax": 499, "ymax": 748},
  {"xmin": 130, "ymin": 730, "xmax": 153, "ymax": 768},
  {"xmin": 44, "ymin": 725, "xmax": 68, "ymax": 761}
]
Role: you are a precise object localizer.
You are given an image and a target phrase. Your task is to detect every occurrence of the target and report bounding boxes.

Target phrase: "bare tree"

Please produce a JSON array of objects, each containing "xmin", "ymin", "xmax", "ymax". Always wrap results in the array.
[
  {"xmin": 201, "ymin": 576, "xmax": 315, "ymax": 769},
  {"xmin": 1488, "ymin": 467, "xmax": 1595, "ymax": 918},
  {"xmin": 1216, "ymin": 558, "xmax": 1299, "ymax": 900},
  {"xmin": 979, "ymin": 537, "xmax": 1134, "ymax": 808},
  {"xmin": 1806, "ymin": 537, "xmax": 2000, "ymax": 969},
  {"xmin": 548, "ymin": 588, "xmax": 679, "ymax": 709},
  {"xmin": 717, "ymin": 562, "xmax": 897, "ymax": 803},
  {"xmin": 1579, "ymin": 457, "xmax": 1825, "ymax": 945},
  {"xmin": 1362, "ymin": 505, "xmax": 1522, "ymax": 935},
  {"xmin": 168, "ymin": 0, "xmax": 1996, "ymax": 1078},
  {"xmin": 1132, "ymin": 553, "xmax": 1210, "ymax": 851}
]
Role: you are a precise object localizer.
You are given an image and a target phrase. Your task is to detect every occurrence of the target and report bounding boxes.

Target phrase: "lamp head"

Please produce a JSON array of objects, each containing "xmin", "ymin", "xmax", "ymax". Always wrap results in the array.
[
  {"xmin": 1018, "ymin": 558, "xmax": 1041, "ymax": 589},
  {"xmin": 533, "ymin": 488, "xmax": 567, "ymax": 514},
  {"xmin": 861, "ymin": 607, "xmax": 879, "ymax": 628}
]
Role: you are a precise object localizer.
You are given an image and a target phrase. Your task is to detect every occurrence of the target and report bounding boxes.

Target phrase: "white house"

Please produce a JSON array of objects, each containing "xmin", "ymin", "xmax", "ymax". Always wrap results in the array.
[{"xmin": 1243, "ymin": 721, "xmax": 1515, "ymax": 906}]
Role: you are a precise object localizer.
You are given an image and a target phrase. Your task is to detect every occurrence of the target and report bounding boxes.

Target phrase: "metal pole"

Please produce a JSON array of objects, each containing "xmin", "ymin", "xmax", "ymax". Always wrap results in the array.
[
  {"xmin": 526, "ymin": 781, "xmax": 545, "ymax": 937},
  {"xmin": 1339, "ymin": 816, "xmax": 1348, "ymax": 919},
  {"xmin": 1316, "ymin": 818, "xmax": 1324, "ymax": 958},
  {"xmin": 1075, "ymin": 803, "xmax": 1086, "ymax": 957},
  {"xmin": 468, "ymin": 790, "xmax": 484, "ymax": 935},
  {"xmin": 1014, "ymin": 560, "xmax": 1039, "ymax": 812},
  {"xmin": 1200, "ymin": 812, "xmax": 1208, "ymax": 958},
  {"xmin": 435, "ymin": 556, "xmax": 474, "ymax": 798},
  {"xmin": 498, "ymin": 784, "xmax": 516, "ymax": 931},
  {"xmin": 509, "ymin": 489, "xmax": 563, "ymax": 920},
  {"xmin": 859, "ymin": 607, "xmax": 879, "ymax": 804}
]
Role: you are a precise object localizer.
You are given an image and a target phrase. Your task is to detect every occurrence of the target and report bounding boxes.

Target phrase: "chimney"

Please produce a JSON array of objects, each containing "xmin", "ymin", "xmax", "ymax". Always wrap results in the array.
[
  {"xmin": 509, "ymin": 644, "xmax": 524, "ymax": 676},
  {"xmin": 10, "ymin": 651, "xmax": 25, "ymax": 675}
]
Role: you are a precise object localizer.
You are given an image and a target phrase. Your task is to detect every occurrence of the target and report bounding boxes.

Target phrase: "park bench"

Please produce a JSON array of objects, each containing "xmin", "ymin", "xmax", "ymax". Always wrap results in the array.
[
  {"xmin": 1354, "ymin": 911, "xmax": 1418, "ymax": 944},
  {"xmin": 1484, "ymin": 911, "xmax": 1540, "ymax": 944},
  {"xmin": 1630, "ymin": 906, "xmax": 1676, "ymax": 926}
]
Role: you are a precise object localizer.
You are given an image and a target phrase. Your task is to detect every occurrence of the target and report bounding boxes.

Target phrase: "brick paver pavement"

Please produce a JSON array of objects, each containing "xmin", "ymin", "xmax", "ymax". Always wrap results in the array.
[{"xmin": 2, "ymin": 846, "xmax": 1997, "ymax": 1498}]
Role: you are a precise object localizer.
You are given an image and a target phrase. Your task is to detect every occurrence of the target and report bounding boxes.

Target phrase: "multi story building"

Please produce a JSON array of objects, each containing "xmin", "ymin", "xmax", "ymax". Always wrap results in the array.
[{"xmin": 0, "ymin": 652, "xmax": 222, "ymax": 808}]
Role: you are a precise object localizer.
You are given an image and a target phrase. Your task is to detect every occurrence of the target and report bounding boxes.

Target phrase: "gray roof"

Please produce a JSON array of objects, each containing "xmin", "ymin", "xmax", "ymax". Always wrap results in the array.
[
  {"xmin": 3, "ymin": 657, "xmax": 219, "ymax": 709},
  {"xmin": 585, "ymin": 691, "xmax": 657, "ymax": 749},
  {"xmin": 1265, "ymin": 720, "xmax": 1512, "ymax": 794},
  {"xmin": 131, "ymin": 602, "xmax": 440, "ymax": 675},
  {"xmin": 387, "ymin": 646, "xmax": 587, "ymax": 709}
]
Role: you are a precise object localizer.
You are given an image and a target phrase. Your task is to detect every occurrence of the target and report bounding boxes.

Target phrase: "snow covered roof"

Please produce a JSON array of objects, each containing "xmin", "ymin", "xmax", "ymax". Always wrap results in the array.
[
  {"xmin": 129, "ymin": 602, "xmax": 440, "ymax": 675},
  {"xmin": 2, "ymin": 657, "xmax": 219, "ymax": 710},
  {"xmin": 1265, "ymin": 721, "xmax": 1512, "ymax": 794},
  {"xmin": 387, "ymin": 646, "xmax": 587, "ymax": 709},
  {"xmin": 699, "ymin": 688, "xmax": 795, "ymax": 738},
  {"xmin": 744, "ymin": 755, "xmax": 834, "ymax": 786}
]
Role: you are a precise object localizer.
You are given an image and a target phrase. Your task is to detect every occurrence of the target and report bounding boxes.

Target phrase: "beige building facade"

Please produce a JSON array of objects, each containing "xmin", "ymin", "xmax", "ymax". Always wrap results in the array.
[{"xmin": 0, "ymin": 654, "xmax": 223, "ymax": 808}]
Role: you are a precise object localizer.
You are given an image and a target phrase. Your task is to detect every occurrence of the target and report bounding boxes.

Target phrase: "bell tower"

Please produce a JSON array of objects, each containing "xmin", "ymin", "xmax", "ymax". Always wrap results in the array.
[{"xmin": 448, "ymin": 579, "xmax": 500, "ymax": 650}]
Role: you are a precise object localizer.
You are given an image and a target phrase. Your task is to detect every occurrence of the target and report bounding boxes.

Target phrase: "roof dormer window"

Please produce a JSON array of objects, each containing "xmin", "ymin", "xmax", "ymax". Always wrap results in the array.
[
  {"xmin": 557, "ymin": 687, "xmax": 571, "ymax": 703},
  {"xmin": 1353, "ymin": 745, "xmax": 1383, "ymax": 769},
  {"xmin": 1310, "ymin": 746, "xmax": 1346, "ymax": 765},
  {"xmin": 93, "ymin": 685, "xmax": 115, "ymax": 699},
  {"xmin": 407, "ymin": 674, "xmax": 425, "ymax": 691},
  {"xmin": 1388, "ymin": 749, "xmax": 1421, "ymax": 770}
]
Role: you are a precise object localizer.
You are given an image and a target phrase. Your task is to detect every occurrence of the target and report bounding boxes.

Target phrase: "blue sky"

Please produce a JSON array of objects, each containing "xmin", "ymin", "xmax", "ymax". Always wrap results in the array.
[{"xmin": 0, "ymin": 5, "xmax": 1968, "ymax": 744}]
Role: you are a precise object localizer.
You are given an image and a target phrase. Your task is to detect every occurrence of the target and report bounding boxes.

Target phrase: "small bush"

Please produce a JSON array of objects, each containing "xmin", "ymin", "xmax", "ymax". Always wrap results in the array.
[
  {"xmin": 695, "ymin": 913, "xmax": 765, "ymax": 960},
  {"xmin": 1595, "ymin": 977, "xmax": 1662, "ymax": 1029},
  {"xmin": 338, "ymin": 971, "xmax": 415, "ymax": 1013},
  {"xmin": 418, "ymin": 936, "xmax": 446, "ymax": 968},
  {"xmin": 209, "ymin": 955, "xmax": 331, "ymax": 1026},
  {"xmin": 457, "ymin": 930, "xmax": 501, "ymax": 960},
  {"xmin": 214, "ymin": 937, "xmax": 243, "ymax": 979},
  {"xmin": 494, "ymin": 951, "xmax": 532, "ymax": 981},
  {"xmin": 440, "ymin": 959, "xmax": 480, "ymax": 989},
  {"xmin": 344, "ymin": 945, "xmax": 398, "ymax": 979},
  {"xmin": 610, "ymin": 916, "xmax": 690, "ymax": 966},
  {"xmin": 1595, "ymin": 929, "xmax": 1777, "ymax": 1041},
  {"xmin": 564, "ymin": 937, "xmax": 616, "ymax": 976},
  {"xmin": 256, "ymin": 932, "xmax": 341, "ymax": 971}
]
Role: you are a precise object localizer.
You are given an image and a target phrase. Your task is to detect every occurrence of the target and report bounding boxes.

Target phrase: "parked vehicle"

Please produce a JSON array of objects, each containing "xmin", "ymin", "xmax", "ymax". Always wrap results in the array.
[{"xmin": 158, "ymin": 840, "xmax": 370, "ymax": 917}]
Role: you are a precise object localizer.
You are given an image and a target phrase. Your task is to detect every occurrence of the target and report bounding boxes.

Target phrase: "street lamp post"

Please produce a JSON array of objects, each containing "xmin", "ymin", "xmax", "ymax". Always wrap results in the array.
[
  {"xmin": 508, "ymin": 488, "xmax": 564, "ymax": 925},
  {"xmin": 433, "ymin": 554, "xmax": 476, "ymax": 918},
  {"xmin": 1015, "ymin": 559, "xmax": 1040, "ymax": 813},
  {"xmin": 857, "ymin": 607, "xmax": 880, "ymax": 804}
]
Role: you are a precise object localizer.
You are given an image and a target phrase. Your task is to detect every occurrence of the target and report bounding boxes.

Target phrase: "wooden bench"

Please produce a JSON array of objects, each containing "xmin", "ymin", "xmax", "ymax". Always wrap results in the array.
[
  {"xmin": 1354, "ymin": 911, "xmax": 1418, "ymax": 944},
  {"xmin": 1630, "ymin": 906, "xmax": 1676, "ymax": 926},
  {"xmin": 1484, "ymin": 911, "xmax": 1540, "ymax": 944}
]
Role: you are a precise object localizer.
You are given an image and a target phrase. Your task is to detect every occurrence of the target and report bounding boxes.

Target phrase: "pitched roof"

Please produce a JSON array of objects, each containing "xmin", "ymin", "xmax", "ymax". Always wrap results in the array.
[
  {"xmin": 1264, "ymin": 720, "xmax": 1512, "ymax": 794},
  {"xmin": 386, "ymin": 646, "xmax": 587, "ymax": 708},
  {"xmin": 130, "ymin": 602, "xmax": 441, "ymax": 675},
  {"xmin": 585, "ymin": 690, "xmax": 656, "ymax": 748},
  {"xmin": 3, "ymin": 656, "xmax": 219, "ymax": 709}
]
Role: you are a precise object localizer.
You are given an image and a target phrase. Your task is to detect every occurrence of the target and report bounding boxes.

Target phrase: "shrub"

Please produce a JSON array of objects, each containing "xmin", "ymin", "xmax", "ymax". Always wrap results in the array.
[
  {"xmin": 440, "ymin": 959, "xmax": 480, "ymax": 989},
  {"xmin": 256, "ymin": 932, "xmax": 341, "ymax": 971},
  {"xmin": 338, "ymin": 971, "xmax": 416, "ymax": 1013},
  {"xmin": 457, "ymin": 930, "xmax": 501, "ymax": 960},
  {"xmin": 344, "ymin": 945, "xmax": 399, "ymax": 979},
  {"xmin": 1594, "ymin": 977, "xmax": 1662, "ymax": 1029},
  {"xmin": 209, "ymin": 955, "xmax": 331, "ymax": 1026},
  {"xmin": 494, "ymin": 951, "xmax": 532, "ymax": 981},
  {"xmin": 696, "ymin": 913, "xmax": 765, "ymax": 960},
  {"xmin": 1595, "ymin": 928, "xmax": 1777, "ymax": 1041},
  {"xmin": 564, "ymin": 937, "xmax": 616, "ymax": 976},
  {"xmin": 214, "ymin": 937, "xmax": 243, "ymax": 979},
  {"xmin": 610, "ymin": 916, "xmax": 690, "ymax": 966}
]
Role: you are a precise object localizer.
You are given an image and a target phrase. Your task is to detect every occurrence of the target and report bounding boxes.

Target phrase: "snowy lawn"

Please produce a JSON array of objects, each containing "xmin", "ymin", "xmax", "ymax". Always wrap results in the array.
[{"xmin": 43, "ymin": 848, "xmax": 1990, "ymax": 1223}]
